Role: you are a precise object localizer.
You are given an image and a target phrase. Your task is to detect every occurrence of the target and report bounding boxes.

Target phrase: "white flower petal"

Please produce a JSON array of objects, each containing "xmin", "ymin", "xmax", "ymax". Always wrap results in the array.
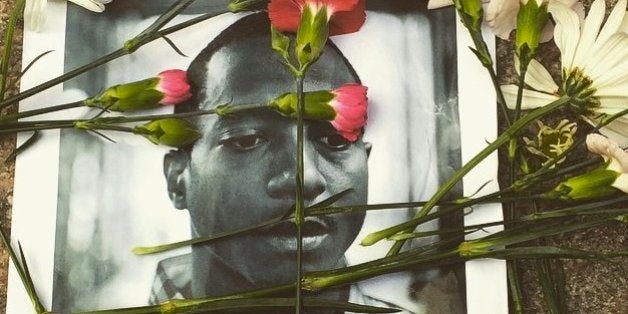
[
  {"xmin": 68, "ymin": 0, "xmax": 106, "ymax": 12},
  {"xmin": 595, "ymin": 74, "xmax": 628, "ymax": 97},
  {"xmin": 586, "ymin": 33, "xmax": 628, "ymax": 81},
  {"xmin": 516, "ymin": 58, "xmax": 559, "ymax": 93},
  {"xmin": 427, "ymin": 0, "xmax": 453, "ymax": 10},
  {"xmin": 572, "ymin": 0, "xmax": 606, "ymax": 67},
  {"xmin": 598, "ymin": 95, "xmax": 628, "ymax": 106},
  {"xmin": 24, "ymin": 0, "xmax": 47, "ymax": 32},
  {"xmin": 613, "ymin": 173, "xmax": 628, "ymax": 193},
  {"xmin": 485, "ymin": 0, "xmax": 519, "ymax": 40},
  {"xmin": 583, "ymin": 116, "xmax": 628, "ymax": 148},
  {"xmin": 502, "ymin": 84, "xmax": 559, "ymax": 109},
  {"xmin": 621, "ymin": 12, "xmax": 628, "ymax": 33},
  {"xmin": 594, "ymin": 0, "xmax": 627, "ymax": 48},
  {"xmin": 549, "ymin": 1, "xmax": 582, "ymax": 68}
]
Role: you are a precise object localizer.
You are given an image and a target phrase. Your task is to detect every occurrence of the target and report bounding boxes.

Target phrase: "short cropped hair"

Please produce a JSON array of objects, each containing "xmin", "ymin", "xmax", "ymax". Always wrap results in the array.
[{"xmin": 178, "ymin": 12, "xmax": 361, "ymax": 114}]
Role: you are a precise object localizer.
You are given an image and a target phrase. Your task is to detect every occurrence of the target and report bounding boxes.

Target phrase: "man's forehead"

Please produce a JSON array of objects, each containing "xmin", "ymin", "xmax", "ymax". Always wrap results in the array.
[{"xmin": 198, "ymin": 36, "xmax": 358, "ymax": 109}]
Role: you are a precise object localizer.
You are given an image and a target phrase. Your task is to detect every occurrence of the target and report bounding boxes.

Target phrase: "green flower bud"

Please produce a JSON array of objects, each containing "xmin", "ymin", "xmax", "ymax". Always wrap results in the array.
[
  {"xmin": 453, "ymin": 0, "xmax": 484, "ymax": 32},
  {"xmin": 296, "ymin": 4, "xmax": 330, "ymax": 68},
  {"xmin": 516, "ymin": 0, "xmax": 549, "ymax": 64},
  {"xmin": 548, "ymin": 166, "xmax": 620, "ymax": 201},
  {"xmin": 134, "ymin": 118, "xmax": 200, "ymax": 148}
]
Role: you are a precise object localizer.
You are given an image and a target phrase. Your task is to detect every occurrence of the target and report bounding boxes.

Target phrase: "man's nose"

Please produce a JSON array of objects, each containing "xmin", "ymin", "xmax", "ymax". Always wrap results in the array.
[{"xmin": 266, "ymin": 144, "xmax": 327, "ymax": 201}]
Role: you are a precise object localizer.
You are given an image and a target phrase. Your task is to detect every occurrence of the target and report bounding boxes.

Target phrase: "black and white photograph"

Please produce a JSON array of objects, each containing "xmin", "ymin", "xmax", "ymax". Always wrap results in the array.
[{"xmin": 7, "ymin": 1, "xmax": 506, "ymax": 313}]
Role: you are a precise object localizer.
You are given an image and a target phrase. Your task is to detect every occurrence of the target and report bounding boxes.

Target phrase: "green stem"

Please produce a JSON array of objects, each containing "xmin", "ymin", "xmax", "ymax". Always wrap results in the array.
[
  {"xmin": 374, "ymin": 96, "xmax": 571, "ymax": 255},
  {"xmin": 0, "ymin": 100, "xmax": 85, "ymax": 122},
  {"xmin": 294, "ymin": 73, "xmax": 305, "ymax": 314},
  {"xmin": 0, "ymin": 1, "xmax": 224, "ymax": 110},
  {"xmin": 506, "ymin": 61, "xmax": 528, "ymax": 314},
  {"xmin": 0, "ymin": 226, "xmax": 46, "ymax": 313},
  {"xmin": 0, "ymin": 0, "xmax": 25, "ymax": 101},
  {"xmin": 0, "ymin": 103, "xmax": 268, "ymax": 133},
  {"xmin": 508, "ymin": 260, "xmax": 524, "ymax": 314},
  {"xmin": 469, "ymin": 31, "xmax": 513, "ymax": 128}
]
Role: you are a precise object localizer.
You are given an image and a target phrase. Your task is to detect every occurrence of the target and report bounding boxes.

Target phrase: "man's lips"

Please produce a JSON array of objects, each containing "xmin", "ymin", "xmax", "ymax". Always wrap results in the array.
[{"xmin": 260, "ymin": 216, "xmax": 336, "ymax": 252}]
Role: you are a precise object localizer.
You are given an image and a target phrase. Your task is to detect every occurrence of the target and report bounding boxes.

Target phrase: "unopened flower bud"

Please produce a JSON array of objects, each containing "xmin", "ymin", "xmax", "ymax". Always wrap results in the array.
[
  {"xmin": 134, "ymin": 118, "xmax": 200, "ymax": 148},
  {"xmin": 269, "ymin": 83, "xmax": 368, "ymax": 142},
  {"xmin": 453, "ymin": 0, "xmax": 484, "ymax": 32},
  {"xmin": 547, "ymin": 134, "xmax": 628, "ymax": 200},
  {"xmin": 86, "ymin": 70, "xmax": 191, "ymax": 112},
  {"xmin": 516, "ymin": 0, "xmax": 549, "ymax": 64}
]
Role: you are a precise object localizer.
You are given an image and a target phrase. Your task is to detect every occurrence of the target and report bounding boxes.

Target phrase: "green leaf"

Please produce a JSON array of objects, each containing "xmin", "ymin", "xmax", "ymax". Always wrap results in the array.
[
  {"xmin": 271, "ymin": 26, "xmax": 291, "ymax": 62},
  {"xmin": 0, "ymin": 0, "xmax": 26, "ymax": 101},
  {"xmin": 4, "ymin": 131, "xmax": 40, "ymax": 164},
  {"xmin": 0, "ymin": 226, "xmax": 46, "ymax": 314}
]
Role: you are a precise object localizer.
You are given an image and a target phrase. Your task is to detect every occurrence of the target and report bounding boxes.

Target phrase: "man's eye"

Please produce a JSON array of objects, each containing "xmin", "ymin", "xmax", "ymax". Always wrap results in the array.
[
  {"xmin": 318, "ymin": 133, "xmax": 351, "ymax": 150},
  {"xmin": 219, "ymin": 134, "xmax": 267, "ymax": 151}
]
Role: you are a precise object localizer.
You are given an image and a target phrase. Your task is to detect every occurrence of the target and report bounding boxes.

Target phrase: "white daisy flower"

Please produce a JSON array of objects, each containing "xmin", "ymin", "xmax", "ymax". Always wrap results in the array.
[
  {"xmin": 25, "ymin": 0, "xmax": 112, "ymax": 32},
  {"xmin": 501, "ymin": 0, "xmax": 628, "ymax": 146}
]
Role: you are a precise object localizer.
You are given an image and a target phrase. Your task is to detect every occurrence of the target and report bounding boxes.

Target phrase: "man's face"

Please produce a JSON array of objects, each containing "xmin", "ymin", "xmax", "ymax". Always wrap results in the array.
[{"xmin": 166, "ymin": 37, "xmax": 368, "ymax": 295}]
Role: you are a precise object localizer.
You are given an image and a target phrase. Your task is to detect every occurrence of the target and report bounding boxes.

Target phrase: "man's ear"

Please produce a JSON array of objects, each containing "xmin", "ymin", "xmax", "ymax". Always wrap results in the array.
[
  {"xmin": 164, "ymin": 150, "xmax": 190, "ymax": 209},
  {"xmin": 364, "ymin": 142, "xmax": 372, "ymax": 158}
]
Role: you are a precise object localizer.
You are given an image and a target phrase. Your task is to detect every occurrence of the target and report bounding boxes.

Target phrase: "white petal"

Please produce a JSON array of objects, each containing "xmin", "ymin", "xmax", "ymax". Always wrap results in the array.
[
  {"xmin": 515, "ymin": 58, "xmax": 559, "ymax": 93},
  {"xmin": 427, "ymin": 0, "xmax": 453, "ymax": 10},
  {"xmin": 501, "ymin": 84, "xmax": 559, "ymax": 109},
  {"xmin": 586, "ymin": 33, "xmax": 628, "ymax": 80},
  {"xmin": 583, "ymin": 115, "xmax": 628, "ymax": 148},
  {"xmin": 549, "ymin": 1, "xmax": 581, "ymax": 68},
  {"xmin": 597, "ymin": 94, "xmax": 628, "ymax": 107},
  {"xmin": 613, "ymin": 173, "xmax": 628, "ymax": 193},
  {"xmin": 595, "ymin": 75, "xmax": 628, "ymax": 97},
  {"xmin": 485, "ymin": 0, "xmax": 519, "ymax": 40},
  {"xmin": 594, "ymin": 0, "xmax": 627, "ymax": 48},
  {"xmin": 572, "ymin": 0, "xmax": 606, "ymax": 68},
  {"xmin": 621, "ymin": 11, "xmax": 628, "ymax": 33},
  {"xmin": 24, "ymin": 0, "xmax": 47, "ymax": 32},
  {"xmin": 68, "ymin": 0, "xmax": 106, "ymax": 12}
]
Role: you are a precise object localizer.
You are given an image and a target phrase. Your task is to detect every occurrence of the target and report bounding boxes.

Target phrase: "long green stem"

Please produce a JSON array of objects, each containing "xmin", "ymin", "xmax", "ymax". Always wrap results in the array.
[
  {"xmin": 468, "ymin": 31, "xmax": 512, "ymax": 128},
  {"xmin": 0, "ymin": 100, "xmax": 84, "ymax": 122},
  {"xmin": 0, "ymin": 0, "xmax": 222, "ymax": 110},
  {"xmin": 0, "ymin": 226, "xmax": 45, "ymax": 313},
  {"xmin": 0, "ymin": 0, "xmax": 25, "ymax": 101},
  {"xmin": 294, "ymin": 73, "xmax": 305, "ymax": 314},
  {"xmin": 507, "ymin": 63, "xmax": 528, "ymax": 314},
  {"xmin": 0, "ymin": 103, "xmax": 267, "ymax": 133},
  {"xmin": 371, "ymin": 96, "xmax": 571, "ymax": 255}
]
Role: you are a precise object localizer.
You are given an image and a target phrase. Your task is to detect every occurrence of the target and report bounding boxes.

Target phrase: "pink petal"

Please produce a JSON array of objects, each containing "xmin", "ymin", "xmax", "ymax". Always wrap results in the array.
[
  {"xmin": 323, "ymin": 0, "xmax": 361, "ymax": 12},
  {"xmin": 268, "ymin": 0, "xmax": 304, "ymax": 33},
  {"xmin": 156, "ymin": 69, "xmax": 192, "ymax": 105},
  {"xmin": 329, "ymin": 83, "xmax": 368, "ymax": 141},
  {"xmin": 328, "ymin": 0, "xmax": 366, "ymax": 35}
]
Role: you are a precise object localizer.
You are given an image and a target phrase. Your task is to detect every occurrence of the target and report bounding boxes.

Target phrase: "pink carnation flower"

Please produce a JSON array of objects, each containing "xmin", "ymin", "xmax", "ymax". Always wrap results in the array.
[
  {"xmin": 156, "ymin": 69, "xmax": 192, "ymax": 105},
  {"xmin": 268, "ymin": 83, "xmax": 368, "ymax": 142},
  {"xmin": 329, "ymin": 83, "xmax": 368, "ymax": 142},
  {"xmin": 268, "ymin": 0, "xmax": 366, "ymax": 36}
]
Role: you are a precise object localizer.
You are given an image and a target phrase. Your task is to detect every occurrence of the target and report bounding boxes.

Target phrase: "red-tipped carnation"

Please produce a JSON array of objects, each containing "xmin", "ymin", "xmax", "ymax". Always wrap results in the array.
[
  {"xmin": 268, "ymin": 0, "xmax": 366, "ymax": 35},
  {"xmin": 86, "ymin": 69, "xmax": 192, "ymax": 112},
  {"xmin": 269, "ymin": 83, "xmax": 368, "ymax": 142},
  {"xmin": 156, "ymin": 70, "xmax": 192, "ymax": 105},
  {"xmin": 329, "ymin": 83, "xmax": 367, "ymax": 141}
]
